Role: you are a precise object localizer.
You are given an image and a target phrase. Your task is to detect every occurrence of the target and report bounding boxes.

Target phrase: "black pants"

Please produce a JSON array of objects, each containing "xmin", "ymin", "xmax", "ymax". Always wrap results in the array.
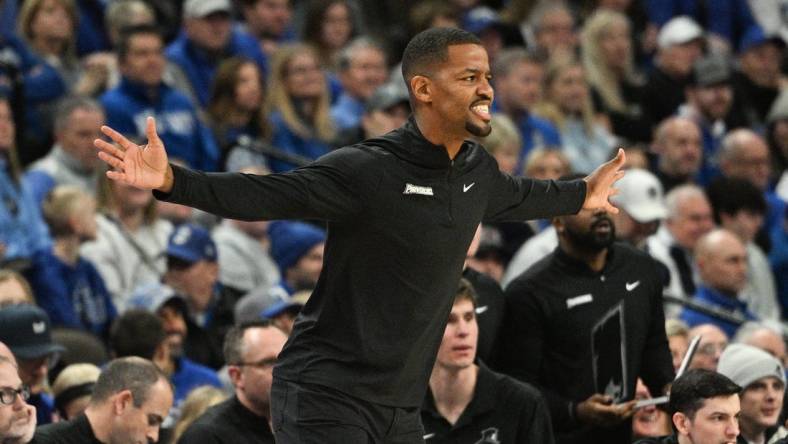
[{"xmin": 271, "ymin": 378, "xmax": 425, "ymax": 444}]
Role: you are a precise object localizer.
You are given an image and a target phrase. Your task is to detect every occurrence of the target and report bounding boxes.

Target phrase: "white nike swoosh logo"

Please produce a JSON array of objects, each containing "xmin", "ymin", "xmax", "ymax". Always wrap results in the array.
[
  {"xmin": 626, "ymin": 281, "xmax": 640, "ymax": 291},
  {"xmin": 475, "ymin": 305, "xmax": 488, "ymax": 314},
  {"xmin": 463, "ymin": 182, "xmax": 475, "ymax": 192},
  {"xmin": 423, "ymin": 433, "xmax": 435, "ymax": 440}
]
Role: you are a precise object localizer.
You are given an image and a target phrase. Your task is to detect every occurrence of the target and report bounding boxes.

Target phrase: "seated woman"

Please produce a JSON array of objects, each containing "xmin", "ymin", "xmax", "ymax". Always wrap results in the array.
[
  {"xmin": 207, "ymin": 57, "xmax": 272, "ymax": 172},
  {"xmin": 265, "ymin": 44, "xmax": 336, "ymax": 172},
  {"xmin": 534, "ymin": 57, "xmax": 615, "ymax": 174},
  {"xmin": 80, "ymin": 174, "xmax": 172, "ymax": 312},
  {"xmin": 0, "ymin": 96, "xmax": 50, "ymax": 267},
  {"xmin": 582, "ymin": 9, "xmax": 650, "ymax": 143}
]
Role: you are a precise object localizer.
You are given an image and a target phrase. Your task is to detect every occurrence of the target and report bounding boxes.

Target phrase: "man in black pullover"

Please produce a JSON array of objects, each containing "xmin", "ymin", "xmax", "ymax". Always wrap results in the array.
[
  {"xmin": 497, "ymin": 206, "xmax": 674, "ymax": 443},
  {"xmin": 95, "ymin": 27, "xmax": 626, "ymax": 443}
]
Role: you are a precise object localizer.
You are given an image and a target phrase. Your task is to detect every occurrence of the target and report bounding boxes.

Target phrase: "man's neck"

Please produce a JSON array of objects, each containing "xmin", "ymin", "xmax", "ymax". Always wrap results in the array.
[
  {"xmin": 560, "ymin": 241, "xmax": 608, "ymax": 272},
  {"xmin": 413, "ymin": 112, "xmax": 463, "ymax": 160},
  {"xmin": 84, "ymin": 405, "xmax": 110, "ymax": 442},
  {"xmin": 236, "ymin": 390, "xmax": 268, "ymax": 418},
  {"xmin": 428, "ymin": 364, "xmax": 478, "ymax": 425},
  {"xmin": 53, "ymin": 236, "xmax": 81, "ymax": 266},
  {"xmin": 739, "ymin": 419, "xmax": 766, "ymax": 444}
]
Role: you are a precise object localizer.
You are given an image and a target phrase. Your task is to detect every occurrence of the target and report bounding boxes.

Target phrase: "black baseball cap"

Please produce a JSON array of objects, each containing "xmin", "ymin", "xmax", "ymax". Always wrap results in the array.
[{"xmin": 0, "ymin": 305, "xmax": 65, "ymax": 360}]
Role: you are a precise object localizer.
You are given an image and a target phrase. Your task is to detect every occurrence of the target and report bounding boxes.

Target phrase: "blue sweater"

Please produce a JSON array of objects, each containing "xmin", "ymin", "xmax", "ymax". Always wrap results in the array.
[
  {"xmin": 268, "ymin": 111, "xmax": 331, "ymax": 172},
  {"xmin": 0, "ymin": 35, "xmax": 66, "ymax": 147},
  {"xmin": 165, "ymin": 29, "xmax": 268, "ymax": 107},
  {"xmin": 101, "ymin": 78, "xmax": 220, "ymax": 171},
  {"xmin": 75, "ymin": 0, "xmax": 110, "ymax": 56},
  {"xmin": 330, "ymin": 93, "xmax": 364, "ymax": 131},
  {"xmin": 680, "ymin": 285, "xmax": 756, "ymax": 338},
  {"xmin": 0, "ymin": 160, "xmax": 50, "ymax": 260},
  {"xmin": 171, "ymin": 357, "xmax": 221, "ymax": 405},
  {"xmin": 27, "ymin": 249, "xmax": 116, "ymax": 337}
]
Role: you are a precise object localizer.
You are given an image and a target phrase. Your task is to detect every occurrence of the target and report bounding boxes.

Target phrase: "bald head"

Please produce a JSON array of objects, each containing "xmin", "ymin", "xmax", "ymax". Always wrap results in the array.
[
  {"xmin": 653, "ymin": 117, "xmax": 702, "ymax": 177},
  {"xmin": 734, "ymin": 323, "xmax": 786, "ymax": 363},
  {"xmin": 696, "ymin": 229, "xmax": 748, "ymax": 294},
  {"xmin": 664, "ymin": 185, "xmax": 715, "ymax": 250},
  {"xmin": 688, "ymin": 323, "xmax": 729, "ymax": 371},
  {"xmin": 719, "ymin": 129, "xmax": 771, "ymax": 190}
]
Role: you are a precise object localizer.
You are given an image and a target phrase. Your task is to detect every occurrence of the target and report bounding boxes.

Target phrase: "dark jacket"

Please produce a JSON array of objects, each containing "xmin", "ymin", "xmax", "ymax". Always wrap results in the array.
[
  {"xmin": 177, "ymin": 395, "xmax": 275, "ymax": 444},
  {"xmin": 155, "ymin": 117, "xmax": 586, "ymax": 408},
  {"xmin": 496, "ymin": 244, "xmax": 674, "ymax": 443},
  {"xmin": 421, "ymin": 363, "xmax": 554, "ymax": 443},
  {"xmin": 32, "ymin": 413, "xmax": 102, "ymax": 444}
]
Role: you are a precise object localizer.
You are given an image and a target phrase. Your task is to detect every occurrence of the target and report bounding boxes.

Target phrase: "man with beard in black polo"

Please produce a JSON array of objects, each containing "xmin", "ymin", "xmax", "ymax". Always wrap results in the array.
[{"xmin": 496, "ymin": 199, "xmax": 674, "ymax": 444}]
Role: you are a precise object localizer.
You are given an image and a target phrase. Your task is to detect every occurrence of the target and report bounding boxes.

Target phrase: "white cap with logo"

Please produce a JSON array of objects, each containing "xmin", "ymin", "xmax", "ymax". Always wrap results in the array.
[{"xmin": 610, "ymin": 168, "xmax": 668, "ymax": 223}]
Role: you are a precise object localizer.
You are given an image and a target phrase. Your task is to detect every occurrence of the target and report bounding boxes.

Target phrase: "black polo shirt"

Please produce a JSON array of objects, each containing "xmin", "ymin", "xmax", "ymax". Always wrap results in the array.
[
  {"xmin": 176, "ymin": 395, "xmax": 275, "ymax": 444},
  {"xmin": 31, "ymin": 413, "xmax": 102, "ymax": 444},
  {"xmin": 421, "ymin": 363, "xmax": 554, "ymax": 443}
]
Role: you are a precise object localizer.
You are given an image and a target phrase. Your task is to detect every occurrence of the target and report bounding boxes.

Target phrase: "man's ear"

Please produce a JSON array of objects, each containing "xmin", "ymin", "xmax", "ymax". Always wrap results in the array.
[
  {"xmin": 410, "ymin": 75, "xmax": 432, "ymax": 105},
  {"xmin": 552, "ymin": 216, "xmax": 564, "ymax": 234},
  {"xmin": 228, "ymin": 365, "xmax": 242, "ymax": 388},
  {"xmin": 673, "ymin": 412, "xmax": 690, "ymax": 436},
  {"xmin": 113, "ymin": 389, "xmax": 134, "ymax": 416}
]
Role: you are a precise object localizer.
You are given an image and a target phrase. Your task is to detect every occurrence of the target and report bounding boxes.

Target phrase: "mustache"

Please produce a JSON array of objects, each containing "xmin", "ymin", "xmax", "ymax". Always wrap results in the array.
[
  {"xmin": 590, "ymin": 215, "xmax": 613, "ymax": 229},
  {"xmin": 471, "ymin": 96, "xmax": 492, "ymax": 106}
]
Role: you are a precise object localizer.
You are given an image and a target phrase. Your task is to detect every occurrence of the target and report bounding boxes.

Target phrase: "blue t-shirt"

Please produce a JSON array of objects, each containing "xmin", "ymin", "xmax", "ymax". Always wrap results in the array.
[{"xmin": 27, "ymin": 249, "xmax": 116, "ymax": 337}]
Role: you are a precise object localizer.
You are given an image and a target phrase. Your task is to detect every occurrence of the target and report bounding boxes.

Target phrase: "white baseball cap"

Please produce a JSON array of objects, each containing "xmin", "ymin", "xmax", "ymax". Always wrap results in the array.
[
  {"xmin": 183, "ymin": 0, "xmax": 231, "ymax": 19},
  {"xmin": 657, "ymin": 16, "xmax": 704, "ymax": 49},
  {"xmin": 611, "ymin": 169, "xmax": 668, "ymax": 223}
]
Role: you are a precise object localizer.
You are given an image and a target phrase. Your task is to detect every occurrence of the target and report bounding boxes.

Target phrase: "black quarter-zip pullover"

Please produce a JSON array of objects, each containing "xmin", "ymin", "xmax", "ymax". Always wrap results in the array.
[{"xmin": 154, "ymin": 117, "xmax": 586, "ymax": 407}]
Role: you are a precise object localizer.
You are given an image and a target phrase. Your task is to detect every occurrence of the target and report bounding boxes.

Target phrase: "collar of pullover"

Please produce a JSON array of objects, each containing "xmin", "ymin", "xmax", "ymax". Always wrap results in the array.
[{"xmin": 373, "ymin": 116, "xmax": 474, "ymax": 170}]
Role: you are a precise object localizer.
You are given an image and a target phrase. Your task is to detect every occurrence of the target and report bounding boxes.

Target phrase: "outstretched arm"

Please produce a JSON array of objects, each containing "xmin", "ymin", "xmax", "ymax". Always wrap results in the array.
[
  {"xmin": 582, "ymin": 148, "xmax": 626, "ymax": 214},
  {"xmin": 94, "ymin": 116, "xmax": 174, "ymax": 192}
]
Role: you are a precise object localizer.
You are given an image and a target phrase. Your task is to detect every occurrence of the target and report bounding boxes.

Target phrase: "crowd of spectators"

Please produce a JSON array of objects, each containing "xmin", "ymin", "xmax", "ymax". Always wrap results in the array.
[{"xmin": 0, "ymin": 0, "xmax": 788, "ymax": 442}]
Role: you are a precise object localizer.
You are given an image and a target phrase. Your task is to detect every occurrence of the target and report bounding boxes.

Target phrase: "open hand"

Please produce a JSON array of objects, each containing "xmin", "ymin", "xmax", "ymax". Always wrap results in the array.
[
  {"xmin": 582, "ymin": 148, "xmax": 626, "ymax": 214},
  {"xmin": 94, "ymin": 116, "xmax": 173, "ymax": 192}
]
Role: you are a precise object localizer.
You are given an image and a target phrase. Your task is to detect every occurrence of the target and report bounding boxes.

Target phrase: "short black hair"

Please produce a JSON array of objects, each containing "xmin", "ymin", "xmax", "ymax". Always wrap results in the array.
[
  {"xmin": 705, "ymin": 176, "xmax": 767, "ymax": 224},
  {"xmin": 109, "ymin": 309, "xmax": 166, "ymax": 361},
  {"xmin": 223, "ymin": 320, "xmax": 274, "ymax": 365},
  {"xmin": 401, "ymin": 27, "xmax": 481, "ymax": 85},
  {"xmin": 669, "ymin": 369, "xmax": 741, "ymax": 419},
  {"xmin": 91, "ymin": 357, "xmax": 169, "ymax": 408},
  {"xmin": 116, "ymin": 23, "xmax": 162, "ymax": 62}
]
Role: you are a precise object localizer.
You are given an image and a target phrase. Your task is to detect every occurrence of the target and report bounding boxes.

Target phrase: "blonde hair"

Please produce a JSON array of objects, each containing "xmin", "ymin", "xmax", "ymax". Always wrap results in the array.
[
  {"xmin": 479, "ymin": 113, "xmax": 522, "ymax": 156},
  {"xmin": 264, "ymin": 44, "xmax": 335, "ymax": 142},
  {"xmin": 18, "ymin": 0, "xmax": 78, "ymax": 63},
  {"xmin": 0, "ymin": 270, "xmax": 35, "ymax": 306},
  {"xmin": 42, "ymin": 185, "xmax": 92, "ymax": 237},
  {"xmin": 665, "ymin": 318, "xmax": 690, "ymax": 338},
  {"xmin": 96, "ymin": 173, "xmax": 158, "ymax": 225},
  {"xmin": 171, "ymin": 386, "xmax": 228, "ymax": 442},
  {"xmin": 52, "ymin": 363, "xmax": 101, "ymax": 398},
  {"xmin": 580, "ymin": 10, "xmax": 635, "ymax": 114},
  {"xmin": 535, "ymin": 57, "xmax": 596, "ymax": 134},
  {"xmin": 523, "ymin": 148, "xmax": 571, "ymax": 177}
]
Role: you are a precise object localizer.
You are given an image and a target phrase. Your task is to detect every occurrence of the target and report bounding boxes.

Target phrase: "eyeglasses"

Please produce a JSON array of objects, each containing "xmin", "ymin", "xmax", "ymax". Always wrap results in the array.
[
  {"xmin": 0, "ymin": 386, "xmax": 30, "ymax": 405},
  {"xmin": 234, "ymin": 357, "xmax": 277, "ymax": 369},
  {"xmin": 696, "ymin": 342, "xmax": 728, "ymax": 356}
]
